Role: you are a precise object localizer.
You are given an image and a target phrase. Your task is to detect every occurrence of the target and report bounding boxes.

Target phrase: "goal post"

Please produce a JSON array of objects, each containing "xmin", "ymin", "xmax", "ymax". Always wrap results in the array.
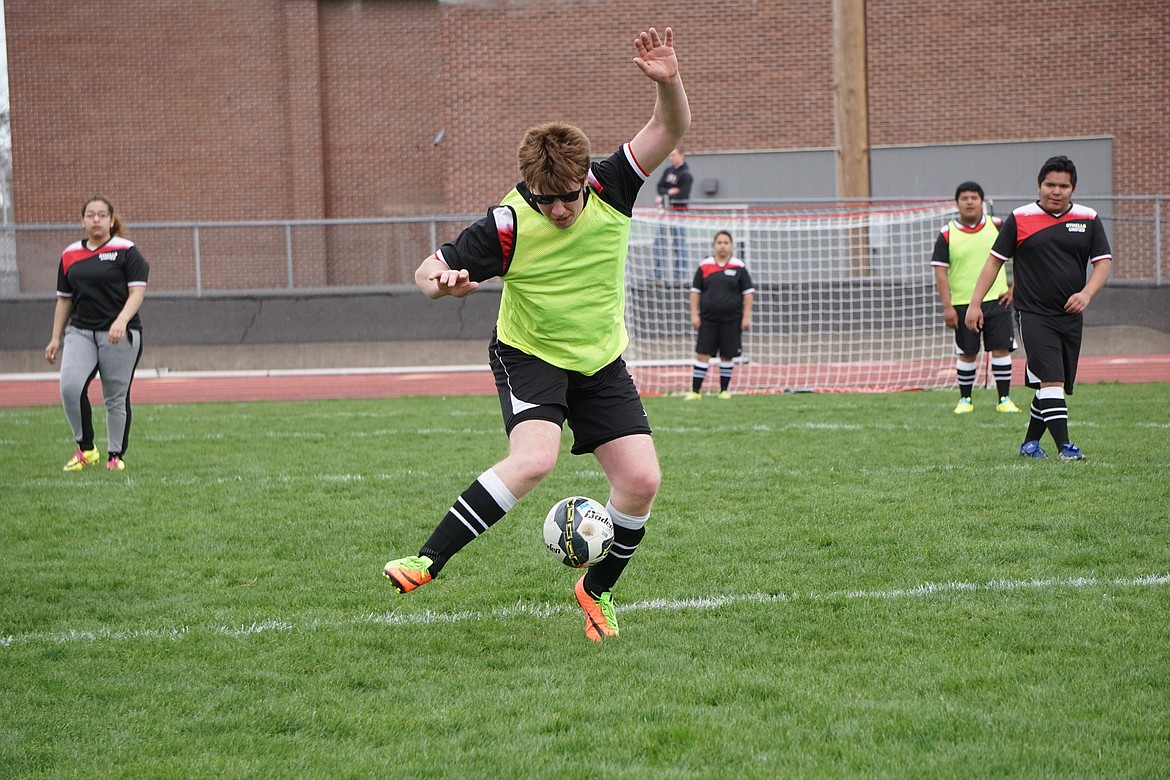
[{"xmin": 624, "ymin": 201, "xmax": 963, "ymax": 395}]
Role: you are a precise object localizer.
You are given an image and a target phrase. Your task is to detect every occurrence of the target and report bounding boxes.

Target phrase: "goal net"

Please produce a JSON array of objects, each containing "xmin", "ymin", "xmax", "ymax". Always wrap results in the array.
[{"xmin": 624, "ymin": 200, "xmax": 962, "ymax": 395}]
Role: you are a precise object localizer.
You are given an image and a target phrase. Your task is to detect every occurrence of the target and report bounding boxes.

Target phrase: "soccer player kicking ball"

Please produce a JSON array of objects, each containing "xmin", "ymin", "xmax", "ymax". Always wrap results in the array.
[{"xmin": 383, "ymin": 26, "xmax": 690, "ymax": 641}]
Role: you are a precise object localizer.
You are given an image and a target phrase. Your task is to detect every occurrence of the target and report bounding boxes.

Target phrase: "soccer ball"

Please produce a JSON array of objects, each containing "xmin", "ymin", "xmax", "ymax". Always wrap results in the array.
[{"xmin": 543, "ymin": 496, "xmax": 614, "ymax": 568}]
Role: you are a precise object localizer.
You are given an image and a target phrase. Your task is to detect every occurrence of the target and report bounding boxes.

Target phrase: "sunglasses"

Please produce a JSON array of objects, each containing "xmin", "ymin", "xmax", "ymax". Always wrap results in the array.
[{"xmin": 530, "ymin": 186, "xmax": 584, "ymax": 206}]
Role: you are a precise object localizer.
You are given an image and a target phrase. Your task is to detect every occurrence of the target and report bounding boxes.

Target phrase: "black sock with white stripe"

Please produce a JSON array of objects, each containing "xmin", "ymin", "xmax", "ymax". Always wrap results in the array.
[
  {"xmin": 956, "ymin": 359, "xmax": 977, "ymax": 399},
  {"xmin": 1025, "ymin": 396, "xmax": 1048, "ymax": 442},
  {"xmin": 420, "ymin": 469, "xmax": 516, "ymax": 576},
  {"xmin": 691, "ymin": 361, "xmax": 708, "ymax": 393},
  {"xmin": 583, "ymin": 502, "xmax": 647, "ymax": 597},
  {"xmin": 1034, "ymin": 387, "xmax": 1070, "ymax": 447},
  {"xmin": 991, "ymin": 355, "xmax": 1013, "ymax": 398},
  {"xmin": 720, "ymin": 361, "xmax": 734, "ymax": 392}
]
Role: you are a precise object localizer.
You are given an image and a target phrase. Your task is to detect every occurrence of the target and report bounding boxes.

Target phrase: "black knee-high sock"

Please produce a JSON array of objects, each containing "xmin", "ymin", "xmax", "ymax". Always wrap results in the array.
[
  {"xmin": 1025, "ymin": 396, "xmax": 1048, "ymax": 442},
  {"xmin": 991, "ymin": 356, "xmax": 1013, "ymax": 399},
  {"xmin": 419, "ymin": 471, "xmax": 515, "ymax": 576},
  {"xmin": 584, "ymin": 508, "xmax": 647, "ymax": 596},
  {"xmin": 691, "ymin": 361, "xmax": 708, "ymax": 393},
  {"xmin": 720, "ymin": 361, "xmax": 733, "ymax": 392},
  {"xmin": 956, "ymin": 359, "xmax": 977, "ymax": 399},
  {"xmin": 1035, "ymin": 391, "xmax": 1070, "ymax": 446}
]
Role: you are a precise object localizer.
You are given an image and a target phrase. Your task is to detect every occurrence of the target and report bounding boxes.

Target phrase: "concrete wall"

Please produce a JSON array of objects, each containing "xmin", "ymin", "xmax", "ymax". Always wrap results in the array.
[
  {"xmin": 639, "ymin": 138, "xmax": 1114, "ymax": 208},
  {"xmin": 3, "ymin": 285, "xmax": 1166, "ymax": 375}
]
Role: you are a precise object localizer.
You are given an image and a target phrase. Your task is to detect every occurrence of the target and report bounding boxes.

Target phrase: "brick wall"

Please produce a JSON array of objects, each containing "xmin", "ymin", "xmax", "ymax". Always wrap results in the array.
[
  {"xmin": 866, "ymin": 0, "xmax": 1170, "ymax": 195},
  {"xmin": 7, "ymin": 0, "xmax": 1167, "ymax": 223}
]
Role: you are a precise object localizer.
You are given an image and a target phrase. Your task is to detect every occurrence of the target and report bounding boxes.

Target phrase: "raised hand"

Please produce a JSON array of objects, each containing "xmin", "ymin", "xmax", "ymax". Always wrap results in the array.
[{"xmin": 632, "ymin": 27, "xmax": 679, "ymax": 83}]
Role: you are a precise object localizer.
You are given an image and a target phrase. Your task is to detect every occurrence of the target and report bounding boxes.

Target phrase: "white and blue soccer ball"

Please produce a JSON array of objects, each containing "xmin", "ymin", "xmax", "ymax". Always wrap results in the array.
[{"xmin": 543, "ymin": 496, "xmax": 614, "ymax": 568}]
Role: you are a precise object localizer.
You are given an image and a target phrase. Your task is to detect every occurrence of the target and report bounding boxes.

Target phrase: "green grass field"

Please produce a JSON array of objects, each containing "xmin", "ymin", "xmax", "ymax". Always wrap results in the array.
[{"xmin": 2, "ymin": 384, "xmax": 1168, "ymax": 778}]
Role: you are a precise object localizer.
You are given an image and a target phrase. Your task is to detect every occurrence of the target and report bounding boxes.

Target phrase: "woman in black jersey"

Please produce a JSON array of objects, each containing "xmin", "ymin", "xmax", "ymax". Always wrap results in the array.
[{"xmin": 45, "ymin": 196, "xmax": 150, "ymax": 471}]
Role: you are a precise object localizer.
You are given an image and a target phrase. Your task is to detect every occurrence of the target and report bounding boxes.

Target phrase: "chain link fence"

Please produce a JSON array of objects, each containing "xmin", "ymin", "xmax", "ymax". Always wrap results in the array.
[{"xmin": 1, "ymin": 196, "xmax": 1164, "ymax": 297}]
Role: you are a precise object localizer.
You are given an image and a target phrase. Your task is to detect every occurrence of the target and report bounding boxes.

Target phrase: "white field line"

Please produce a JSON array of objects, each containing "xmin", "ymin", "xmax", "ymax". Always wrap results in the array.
[{"xmin": 3, "ymin": 573, "xmax": 1167, "ymax": 648}]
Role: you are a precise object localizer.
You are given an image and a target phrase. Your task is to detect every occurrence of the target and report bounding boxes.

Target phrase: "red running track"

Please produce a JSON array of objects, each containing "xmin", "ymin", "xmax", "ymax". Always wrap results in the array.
[{"xmin": 2, "ymin": 355, "xmax": 1168, "ymax": 408}]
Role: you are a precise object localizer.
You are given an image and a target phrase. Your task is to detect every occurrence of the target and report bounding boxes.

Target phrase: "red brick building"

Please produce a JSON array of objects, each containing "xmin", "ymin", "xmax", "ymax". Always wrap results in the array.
[{"xmin": 7, "ymin": 1, "xmax": 1167, "ymax": 223}]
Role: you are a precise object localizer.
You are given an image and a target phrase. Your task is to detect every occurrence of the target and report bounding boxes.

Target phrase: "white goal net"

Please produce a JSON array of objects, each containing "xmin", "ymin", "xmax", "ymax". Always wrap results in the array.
[{"xmin": 624, "ymin": 201, "xmax": 962, "ymax": 395}]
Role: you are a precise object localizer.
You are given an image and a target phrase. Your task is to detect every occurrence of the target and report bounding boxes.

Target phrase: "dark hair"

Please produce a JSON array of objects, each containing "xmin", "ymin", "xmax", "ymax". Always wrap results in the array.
[
  {"xmin": 81, "ymin": 195, "xmax": 126, "ymax": 236},
  {"xmin": 713, "ymin": 230, "xmax": 733, "ymax": 244},
  {"xmin": 1038, "ymin": 156, "xmax": 1077, "ymax": 187},
  {"xmin": 954, "ymin": 181, "xmax": 984, "ymax": 201}
]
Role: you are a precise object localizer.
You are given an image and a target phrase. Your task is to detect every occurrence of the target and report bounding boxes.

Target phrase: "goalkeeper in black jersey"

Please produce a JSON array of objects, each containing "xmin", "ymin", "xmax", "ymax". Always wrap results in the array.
[{"xmin": 685, "ymin": 230, "xmax": 754, "ymax": 399}]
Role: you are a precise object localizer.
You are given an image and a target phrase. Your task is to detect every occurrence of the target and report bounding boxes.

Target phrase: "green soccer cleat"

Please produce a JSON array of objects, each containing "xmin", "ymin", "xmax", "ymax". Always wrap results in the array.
[
  {"xmin": 996, "ymin": 396, "xmax": 1021, "ymax": 413},
  {"xmin": 63, "ymin": 448, "xmax": 100, "ymax": 471},
  {"xmin": 953, "ymin": 397, "xmax": 974, "ymax": 414},
  {"xmin": 106, "ymin": 456, "xmax": 126, "ymax": 471},
  {"xmin": 718, "ymin": 390, "xmax": 732, "ymax": 400},
  {"xmin": 382, "ymin": 555, "xmax": 434, "ymax": 593},
  {"xmin": 575, "ymin": 575, "xmax": 619, "ymax": 642},
  {"xmin": 684, "ymin": 391, "xmax": 702, "ymax": 400}
]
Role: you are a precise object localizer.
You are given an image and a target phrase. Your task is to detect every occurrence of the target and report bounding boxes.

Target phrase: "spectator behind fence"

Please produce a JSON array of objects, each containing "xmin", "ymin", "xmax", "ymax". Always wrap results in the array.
[{"xmin": 652, "ymin": 146, "xmax": 692, "ymax": 279}]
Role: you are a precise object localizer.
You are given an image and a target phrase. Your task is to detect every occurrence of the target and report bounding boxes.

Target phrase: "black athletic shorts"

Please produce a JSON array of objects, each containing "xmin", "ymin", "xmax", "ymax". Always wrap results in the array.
[
  {"xmin": 954, "ymin": 301, "xmax": 1017, "ymax": 356},
  {"xmin": 488, "ymin": 333, "xmax": 651, "ymax": 455},
  {"xmin": 695, "ymin": 319, "xmax": 743, "ymax": 360},
  {"xmin": 1016, "ymin": 310, "xmax": 1083, "ymax": 394}
]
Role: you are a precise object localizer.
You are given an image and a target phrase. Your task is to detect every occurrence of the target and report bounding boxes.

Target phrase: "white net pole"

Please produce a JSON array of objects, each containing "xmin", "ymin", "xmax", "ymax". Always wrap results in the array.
[{"xmin": 625, "ymin": 201, "xmax": 958, "ymax": 395}]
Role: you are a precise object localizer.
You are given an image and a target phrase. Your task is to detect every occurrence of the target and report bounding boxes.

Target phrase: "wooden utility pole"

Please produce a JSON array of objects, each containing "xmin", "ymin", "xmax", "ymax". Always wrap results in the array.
[{"xmin": 833, "ymin": 0, "xmax": 871, "ymax": 276}]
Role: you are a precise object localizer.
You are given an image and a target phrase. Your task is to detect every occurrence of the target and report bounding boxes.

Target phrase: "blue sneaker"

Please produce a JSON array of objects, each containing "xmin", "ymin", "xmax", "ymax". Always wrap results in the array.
[
  {"xmin": 1019, "ymin": 440, "xmax": 1047, "ymax": 459},
  {"xmin": 1058, "ymin": 443, "xmax": 1086, "ymax": 461}
]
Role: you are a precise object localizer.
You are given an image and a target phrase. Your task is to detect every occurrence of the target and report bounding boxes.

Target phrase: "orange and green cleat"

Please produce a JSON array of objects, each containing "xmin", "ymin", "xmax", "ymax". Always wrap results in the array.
[
  {"xmin": 382, "ymin": 555, "xmax": 434, "ymax": 593},
  {"xmin": 575, "ymin": 575, "xmax": 619, "ymax": 642}
]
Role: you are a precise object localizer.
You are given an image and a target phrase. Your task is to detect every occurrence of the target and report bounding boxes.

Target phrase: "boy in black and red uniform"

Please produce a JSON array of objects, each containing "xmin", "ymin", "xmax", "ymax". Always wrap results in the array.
[{"xmin": 965, "ymin": 156, "xmax": 1112, "ymax": 460}]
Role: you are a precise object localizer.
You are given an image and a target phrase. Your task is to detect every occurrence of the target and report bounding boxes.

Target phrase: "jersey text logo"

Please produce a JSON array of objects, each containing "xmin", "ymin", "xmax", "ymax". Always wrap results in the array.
[
  {"xmin": 99, "ymin": 252, "xmax": 118, "ymax": 262},
  {"xmin": 1065, "ymin": 223, "xmax": 1087, "ymax": 233}
]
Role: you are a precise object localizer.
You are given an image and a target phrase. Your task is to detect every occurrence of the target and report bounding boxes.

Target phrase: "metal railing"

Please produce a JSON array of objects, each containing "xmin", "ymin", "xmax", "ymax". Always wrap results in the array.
[{"xmin": 1, "ymin": 196, "xmax": 1164, "ymax": 297}]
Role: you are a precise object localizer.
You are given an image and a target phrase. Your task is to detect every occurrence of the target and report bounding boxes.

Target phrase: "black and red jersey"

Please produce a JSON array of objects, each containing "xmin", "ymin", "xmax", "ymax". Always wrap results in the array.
[
  {"xmin": 690, "ymin": 257, "xmax": 754, "ymax": 322},
  {"xmin": 57, "ymin": 236, "xmax": 151, "ymax": 330},
  {"xmin": 990, "ymin": 202, "xmax": 1111, "ymax": 316}
]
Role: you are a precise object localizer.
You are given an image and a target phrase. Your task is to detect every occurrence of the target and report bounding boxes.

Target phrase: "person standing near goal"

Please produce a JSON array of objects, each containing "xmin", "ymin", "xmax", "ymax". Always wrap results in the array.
[
  {"xmin": 382, "ymin": 26, "xmax": 690, "ymax": 642},
  {"xmin": 685, "ymin": 230, "xmax": 754, "ymax": 399},
  {"xmin": 930, "ymin": 181, "xmax": 1020, "ymax": 415},
  {"xmin": 965, "ymin": 156, "xmax": 1112, "ymax": 460}
]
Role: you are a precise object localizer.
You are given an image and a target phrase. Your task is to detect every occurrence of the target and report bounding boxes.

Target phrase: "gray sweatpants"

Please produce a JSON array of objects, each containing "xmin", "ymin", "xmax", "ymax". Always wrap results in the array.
[{"xmin": 60, "ymin": 325, "xmax": 143, "ymax": 456}]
